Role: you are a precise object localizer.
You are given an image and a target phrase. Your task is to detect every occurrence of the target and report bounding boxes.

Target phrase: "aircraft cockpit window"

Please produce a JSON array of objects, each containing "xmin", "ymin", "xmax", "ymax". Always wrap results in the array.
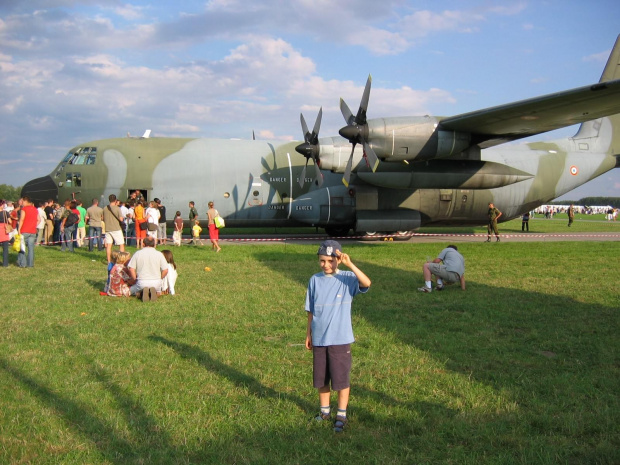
[
  {"xmin": 74, "ymin": 152, "xmax": 86, "ymax": 165},
  {"xmin": 63, "ymin": 147, "xmax": 97, "ymax": 165},
  {"xmin": 64, "ymin": 172, "xmax": 81, "ymax": 187},
  {"xmin": 85, "ymin": 147, "xmax": 97, "ymax": 164}
]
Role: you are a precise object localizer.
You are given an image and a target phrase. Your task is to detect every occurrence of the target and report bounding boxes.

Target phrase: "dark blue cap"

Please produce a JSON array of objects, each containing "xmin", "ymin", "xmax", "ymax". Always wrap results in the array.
[{"xmin": 317, "ymin": 240, "xmax": 342, "ymax": 257}]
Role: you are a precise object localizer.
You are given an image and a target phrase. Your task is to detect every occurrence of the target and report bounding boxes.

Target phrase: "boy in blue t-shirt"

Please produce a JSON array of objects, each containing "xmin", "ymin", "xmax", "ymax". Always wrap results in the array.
[{"xmin": 305, "ymin": 240, "xmax": 371, "ymax": 432}]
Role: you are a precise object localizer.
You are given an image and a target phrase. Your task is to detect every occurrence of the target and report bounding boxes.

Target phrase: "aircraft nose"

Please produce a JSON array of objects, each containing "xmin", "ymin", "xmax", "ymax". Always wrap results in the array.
[{"xmin": 21, "ymin": 175, "xmax": 58, "ymax": 204}]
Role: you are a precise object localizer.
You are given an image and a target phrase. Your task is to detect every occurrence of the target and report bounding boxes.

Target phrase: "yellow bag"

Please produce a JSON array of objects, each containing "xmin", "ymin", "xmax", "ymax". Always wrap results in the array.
[{"xmin": 12, "ymin": 233, "xmax": 22, "ymax": 252}]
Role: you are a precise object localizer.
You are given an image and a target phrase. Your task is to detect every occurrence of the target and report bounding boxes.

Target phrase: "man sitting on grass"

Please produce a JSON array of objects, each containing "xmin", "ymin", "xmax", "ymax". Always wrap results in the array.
[
  {"xmin": 128, "ymin": 236, "xmax": 168, "ymax": 301},
  {"xmin": 418, "ymin": 245, "xmax": 466, "ymax": 293}
]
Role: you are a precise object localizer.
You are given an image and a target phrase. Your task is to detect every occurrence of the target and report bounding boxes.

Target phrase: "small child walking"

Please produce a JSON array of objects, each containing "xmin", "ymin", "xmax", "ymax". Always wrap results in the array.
[
  {"xmin": 107, "ymin": 251, "xmax": 134, "ymax": 297},
  {"xmin": 305, "ymin": 240, "xmax": 371, "ymax": 433},
  {"xmin": 192, "ymin": 219, "xmax": 204, "ymax": 246},
  {"xmin": 161, "ymin": 249, "xmax": 178, "ymax": 295},
  {"xmin": 173, "ymin": 211, "xmax": 183, "ymax": 246}
]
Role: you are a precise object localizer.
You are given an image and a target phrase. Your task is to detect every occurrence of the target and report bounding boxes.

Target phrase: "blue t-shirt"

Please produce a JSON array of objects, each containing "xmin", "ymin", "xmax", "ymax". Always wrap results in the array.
[{"xmin": 305, "ymin": 269, "xmax": 368, "ymax": 346}]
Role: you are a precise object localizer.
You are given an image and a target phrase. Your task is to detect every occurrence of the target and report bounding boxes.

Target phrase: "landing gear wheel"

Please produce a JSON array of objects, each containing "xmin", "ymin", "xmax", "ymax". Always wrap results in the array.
[
  {"xmin": 392, "ymin": 231, "xmax": 414, "ymax": 241},
  {"xmin": 358, "ymin": 231, "xmax": 379, "ymax": 241}
]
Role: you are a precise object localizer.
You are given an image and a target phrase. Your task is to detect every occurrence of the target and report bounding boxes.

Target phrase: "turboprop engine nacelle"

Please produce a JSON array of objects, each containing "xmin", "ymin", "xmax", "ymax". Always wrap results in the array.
[{"xmin": 367, "ymin": 116, "xmax": 471, "ymax": 162}]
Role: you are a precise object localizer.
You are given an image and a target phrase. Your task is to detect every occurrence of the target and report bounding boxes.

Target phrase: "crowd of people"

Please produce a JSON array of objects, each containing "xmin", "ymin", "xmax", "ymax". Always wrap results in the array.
[{"xmin": 0, "ymin": 193, "xmax": 225, "ymax": 300}]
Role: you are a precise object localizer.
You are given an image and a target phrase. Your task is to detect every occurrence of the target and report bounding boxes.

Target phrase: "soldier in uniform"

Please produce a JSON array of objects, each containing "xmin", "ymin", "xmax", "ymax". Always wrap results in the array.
[
  {"xmin": 568, "ymin": 204, "xmax": 575, "ymax": 227},
  {"xmin": 486, "ymin": 202, "xmax": 502, "ymax": 242}
]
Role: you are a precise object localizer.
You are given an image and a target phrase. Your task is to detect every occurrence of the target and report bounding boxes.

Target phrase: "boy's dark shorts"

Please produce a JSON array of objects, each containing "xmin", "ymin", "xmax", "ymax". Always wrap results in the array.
[{"xmin": 312, "ymin": 344, "xmax": 352, "ymax": 391}]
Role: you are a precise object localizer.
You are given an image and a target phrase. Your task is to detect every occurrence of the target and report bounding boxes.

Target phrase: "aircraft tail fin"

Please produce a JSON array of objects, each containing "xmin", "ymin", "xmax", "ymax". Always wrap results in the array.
[
  {"xmin": 599, "ymin": 34, "xmax": 620, "ymax": 83},
  {"xmin": 573, "ymin": 35, "xmax": 620, "ymax": 156}
]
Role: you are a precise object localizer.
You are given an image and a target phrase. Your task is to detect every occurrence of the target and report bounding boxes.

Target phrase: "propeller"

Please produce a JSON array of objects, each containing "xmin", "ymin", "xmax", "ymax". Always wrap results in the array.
[
  {"xmin": 338, "ymin": 75, "xmax": 380, "ymax": 187},
  {"xmin": 295, "ymin": 107, "xmax": 324, "ymax": 188}
]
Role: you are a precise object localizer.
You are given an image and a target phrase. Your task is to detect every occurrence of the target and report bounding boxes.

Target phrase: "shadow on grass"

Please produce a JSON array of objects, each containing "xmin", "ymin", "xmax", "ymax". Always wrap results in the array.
[
  {"xmin": 250, "ymin": 247, "xmax": 620, "ymax": 455},
  {"xmin": 0, "ymin": 357, "xmax": 183, "ymax": 464},
  {"xmin": 148, "ymin": 335, "xmax": 314, "ymax": 413}
]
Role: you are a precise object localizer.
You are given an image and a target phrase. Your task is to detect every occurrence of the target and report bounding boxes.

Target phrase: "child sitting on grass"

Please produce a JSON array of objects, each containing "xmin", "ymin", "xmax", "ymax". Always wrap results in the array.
[
  {"xmin": 305, "ymin": 240, "xmax": 371, "ymax": 433},
  {"xmin": 107, "ymin": 251, "xmax": 134, "ymax": 297},
  {"xmin": 161, "ymin": 249, "xmax": 178, "ymax": 295}
]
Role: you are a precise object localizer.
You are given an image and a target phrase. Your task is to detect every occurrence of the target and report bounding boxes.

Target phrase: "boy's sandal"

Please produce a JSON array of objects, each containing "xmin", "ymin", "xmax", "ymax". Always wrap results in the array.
[
  {"xmin": 314, "ymin": 412, "xmax": 331, "ymax": 422},
  {"xmin": 333, "ymin": 415, "xmax": 347, "ymax": 432}
]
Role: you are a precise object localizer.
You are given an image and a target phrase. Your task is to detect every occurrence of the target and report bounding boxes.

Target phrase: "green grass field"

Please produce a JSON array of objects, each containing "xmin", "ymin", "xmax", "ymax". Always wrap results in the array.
[{"xmin": 1, "ymin": 227, "xmax": 619, "ymax": 463}]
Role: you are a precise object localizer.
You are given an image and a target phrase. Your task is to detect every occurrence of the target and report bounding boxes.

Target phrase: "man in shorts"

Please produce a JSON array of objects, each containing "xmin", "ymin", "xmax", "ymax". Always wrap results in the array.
[
  {"xmin": 418, "ymin": 245, "xmax": 465, "ymax": 293},
  {"xmin": 305, "ymin": 240, "xmax": 371, "ymax": 432},
  {"xmin": 102, "ymin": 194, "xmax": 125, "ymax": 263}
]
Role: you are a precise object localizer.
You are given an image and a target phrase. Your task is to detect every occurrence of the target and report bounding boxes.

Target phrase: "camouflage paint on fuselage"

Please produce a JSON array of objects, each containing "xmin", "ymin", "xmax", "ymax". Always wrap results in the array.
[{"xmin": 21, "ymin": 37, "xmax": 620, "ymax": 235}]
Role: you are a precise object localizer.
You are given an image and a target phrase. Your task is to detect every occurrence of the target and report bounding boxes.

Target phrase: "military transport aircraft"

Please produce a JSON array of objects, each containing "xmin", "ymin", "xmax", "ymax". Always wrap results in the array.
[{"xmin": 22, "ymin": 36, "xmax": 620, "ymax": 238}]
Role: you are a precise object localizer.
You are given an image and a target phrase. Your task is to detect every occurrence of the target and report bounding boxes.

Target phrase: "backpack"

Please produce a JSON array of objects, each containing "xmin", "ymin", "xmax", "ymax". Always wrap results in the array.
[{"xmin": 65, "ymin": 211, "xmax": 79, "ymax": 227}]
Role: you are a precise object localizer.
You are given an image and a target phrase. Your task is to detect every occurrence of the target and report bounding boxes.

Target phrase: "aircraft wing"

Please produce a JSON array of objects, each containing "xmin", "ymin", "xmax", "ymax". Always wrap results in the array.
[{"xmin": 439, "ymin": 78, "xmax": 620, "ymax": 148}]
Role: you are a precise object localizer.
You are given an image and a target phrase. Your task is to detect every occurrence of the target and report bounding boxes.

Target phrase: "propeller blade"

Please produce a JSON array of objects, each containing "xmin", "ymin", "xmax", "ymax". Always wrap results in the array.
[
  {"xmin": 297, "ymin": 108, "xmax": 323, "ymax": 188},
  {"xmin": 313, "ymin": 161, "xmax": 323, "ymax": 187},
  {"xmin": 300, "ymin": 113, "xmax": 310, "ymax": 142},
  {"xmin": 342, "ymin": 143, "xmax": 356, "ymax": 187},
  {"xmin": 356, "ymin": 75, "xmax": 372, "ymax": 125},
  {"xmin": 340, "ymin": 98, "xmax": 355, "ymax": 126},
  {"xmin": 310, "ymin": 107, "xmax": 322, "ymax": 144},
  {"xmin": 362, "ymin": 140, "xmax": 380, "ymax": 172}
]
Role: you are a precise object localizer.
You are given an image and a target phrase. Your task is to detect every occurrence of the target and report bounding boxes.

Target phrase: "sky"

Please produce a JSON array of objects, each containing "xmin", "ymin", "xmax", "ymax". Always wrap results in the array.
[{"xmin": 1, "ymin": 0, "xmax": 619, "ymax": 200}]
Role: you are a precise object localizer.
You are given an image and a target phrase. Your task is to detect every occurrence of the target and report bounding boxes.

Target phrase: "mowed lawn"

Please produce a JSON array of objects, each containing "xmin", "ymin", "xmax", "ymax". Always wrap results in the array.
[{"xmin": 1, "ymin": 236, "xmax": 619, "ymax": 464}]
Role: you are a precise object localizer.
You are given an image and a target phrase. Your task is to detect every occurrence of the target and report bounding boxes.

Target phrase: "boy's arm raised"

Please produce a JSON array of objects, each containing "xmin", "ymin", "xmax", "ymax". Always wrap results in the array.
[{"xmin": 336, "ymin": 251, "xmax": 371, "ymax": 288}]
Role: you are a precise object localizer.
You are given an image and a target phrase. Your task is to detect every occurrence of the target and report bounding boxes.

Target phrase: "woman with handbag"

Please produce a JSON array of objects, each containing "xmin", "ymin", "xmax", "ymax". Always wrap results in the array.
[
  {"xmin": 1, "ymin": 200, "xmax": 11, "ymax": 267},
  {"xmin": 206, "ymin": 201, "xmax": 222, "ymax": 253}
]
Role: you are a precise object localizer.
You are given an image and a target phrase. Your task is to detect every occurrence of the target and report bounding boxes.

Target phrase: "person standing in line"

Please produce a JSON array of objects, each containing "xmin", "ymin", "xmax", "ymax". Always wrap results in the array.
[
  {"xmin": 102, "ymin": 194, "xmax": 126, "ymax": 263},
  {"xmin": 125, "ymin": 200, "xmax": 135, "ymax": 247},
  {"xmin": 76, "ymin": 199, "xmax": 87, "ymax": 247},
  {"xmin": 53, "ymin": 202, "xmax": 64, "ymax": 246},
  {"xmin": 521, "ymin": 211, "xmax": 530, "ymax": 232},
  {"xmin": 568, "ymin": 204, "xmax": 575, "ymax": 227},
  {"xmin": 36, "ymin": 202, "xmax": 46, "ymax": 245},
  {"xmin": 134, "ymin": 199, "xmax": 146, "ymax": 249},
  {"xmin": 188, "ymin": 201, "xmax": 198, "ymax": 223},
  {"xmin": 18, "ymin": 196, "xmax": 38, "ymax": 267},
  {"xmin": 86, "ymin": 198, "xmax": 104, "ymax": 252},
  {"xmin": 145, "ymin": 200, "xmax": 160, "ymax": 243},
  {"xmin": 44, "ymin": 199, "xmax": 55, "ymax": 245},
  {"xmin": 486, "ymin": 202, "xmax": 502, "ymax": 242},
  {"xmin": 60, "ymin": 200, "xmax": 80, "ymax": 253},
  {"xmin": 305, "ymin": 240, "xmax": 371, "ymax": 433},
  {"xmin": 192, "ymin": 219, "xmax": 204, "ymax": 246},
  {"xmin": 206, "ymin": 201, "xmax": 222, "ymax": 252},
  {"xmin": 1, "ymin": 200, "xmax": 12, "ymax": 267},
  {"xmin": 155, "ymin": 198, "xmax": 167, "ymax": 245},
  {"xmin": 172, "ymin": 211, "xmax": 183, "ymax": 246}
]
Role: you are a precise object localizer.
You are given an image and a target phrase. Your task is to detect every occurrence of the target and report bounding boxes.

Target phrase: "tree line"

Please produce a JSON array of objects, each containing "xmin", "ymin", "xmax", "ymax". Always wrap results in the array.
[
  {"xmin": 0, "ymin": 184, "xmax": 22, "ymax": 201},
  {"xmin": 550, "ymin": 197, "xmax": 620, "ymax": 208}
]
